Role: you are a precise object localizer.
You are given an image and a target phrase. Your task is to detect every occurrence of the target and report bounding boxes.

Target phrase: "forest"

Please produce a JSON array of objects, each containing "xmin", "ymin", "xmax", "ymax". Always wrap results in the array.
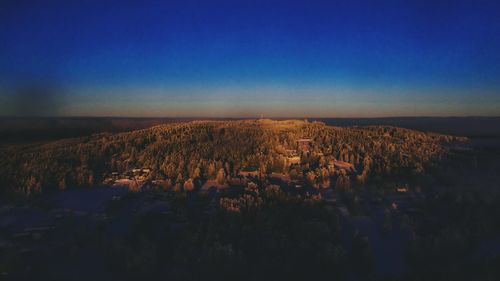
[
  {"xmin": 0, "ymin": 119, "xmax": 463, "ymax": 195},
  {"xmin": 0, "ymin": 119, "xmax": 499, "ymax": 281}
]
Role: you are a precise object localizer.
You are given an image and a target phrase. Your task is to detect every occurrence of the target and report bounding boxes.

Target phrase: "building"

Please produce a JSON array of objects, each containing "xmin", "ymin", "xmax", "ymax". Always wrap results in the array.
[
  {"xmin": 396, "ymin": 186, "xmax": 409, "ymax": 193},
  {"xmin": 201, "ymin": 180, "xmax": 228, "ymax": 192},
  {"xmin": 329, "ymin": 160, "xmax": 357, "ymax": 174},
  {"xmin": 239, "ymin": 170, "xmax": 260, "ymax": 178},
  {"xmin": 297, "ymin": 139, "xmax": 312, "ymax": 152},
  {"xmin": 284, "ymin": 149, "xmax": 301, "ymax": 166},
  {"xmin": 286, "ymin": 155, "xmax": 301, "ymax": 166}
]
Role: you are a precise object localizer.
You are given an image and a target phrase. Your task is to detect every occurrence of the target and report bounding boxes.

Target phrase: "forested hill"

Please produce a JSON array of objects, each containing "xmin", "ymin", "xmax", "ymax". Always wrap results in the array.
[{"xmin": 0, "ymin": 119, "xmax": 464, "ymax": 195}]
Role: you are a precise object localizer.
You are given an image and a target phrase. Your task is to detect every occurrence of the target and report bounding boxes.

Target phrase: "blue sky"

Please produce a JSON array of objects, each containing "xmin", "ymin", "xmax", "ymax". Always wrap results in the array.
[{"xmin": 1, "ymin": 0, "xmax": 500, "ymax": 117}]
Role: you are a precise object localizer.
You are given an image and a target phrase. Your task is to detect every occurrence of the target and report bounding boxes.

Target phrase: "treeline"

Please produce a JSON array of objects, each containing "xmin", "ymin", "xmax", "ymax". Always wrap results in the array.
[{"xmin": 0, "ymin": 119, "xmax": 463, "ymax": 195}]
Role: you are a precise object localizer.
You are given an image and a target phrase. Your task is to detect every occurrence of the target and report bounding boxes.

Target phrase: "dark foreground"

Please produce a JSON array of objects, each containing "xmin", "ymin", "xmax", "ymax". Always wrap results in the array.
[{"xmin": 1, "ymin": 174, "xmax": 499, "ymax": 281}]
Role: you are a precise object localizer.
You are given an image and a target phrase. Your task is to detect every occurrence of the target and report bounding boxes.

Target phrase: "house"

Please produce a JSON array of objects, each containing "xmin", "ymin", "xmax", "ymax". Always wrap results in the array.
[
  {"xmin": 284, "ymin": 149, "xmax": 301, "ymax": 166},
  {"xmin": 113, "ymin": 178, "xmax": 134, "ymax": 188},
  {"xmin": 113, "ymin": 178, "xmax": 143, "ymax": 192},
  {"xmin": 330, "ymin": 160, "xmax": 357, "ymax": 174},
  {"xmin": 201, "ymin": 180, "xmax": 228, "ymax": 191},
  {"xmin": 396, "ymin": 186, "xmax": 409, "ymax": 193},
  {"xmin": 286, "ymin": 155, "xmax": 301, "ymax": 166},
  {"xmin": 239, "ymin": 170, "xmax": 260, "ymax": 178},
  {"xmin": 297, "ymin": 138, "xmax": 312, "ymax": 152}
]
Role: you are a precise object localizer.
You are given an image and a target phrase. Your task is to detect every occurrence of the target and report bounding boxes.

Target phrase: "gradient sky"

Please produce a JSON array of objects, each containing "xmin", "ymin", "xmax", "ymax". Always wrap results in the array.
[{"xmin": 1, "ymin": 0, "xmax": 500, "ymax": 117}]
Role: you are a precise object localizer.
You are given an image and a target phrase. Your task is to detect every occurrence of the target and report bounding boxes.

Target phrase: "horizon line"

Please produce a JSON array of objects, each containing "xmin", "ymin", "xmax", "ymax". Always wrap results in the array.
[{"xmin": 1, "ymin": 115, "xmax": 500, "ymax": 119}]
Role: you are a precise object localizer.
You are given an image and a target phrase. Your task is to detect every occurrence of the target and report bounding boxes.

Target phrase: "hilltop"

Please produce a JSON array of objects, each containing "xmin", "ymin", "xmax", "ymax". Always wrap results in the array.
[{"xmin": 0, "ymin": 119, "xmax": 463, "ymax": 195}]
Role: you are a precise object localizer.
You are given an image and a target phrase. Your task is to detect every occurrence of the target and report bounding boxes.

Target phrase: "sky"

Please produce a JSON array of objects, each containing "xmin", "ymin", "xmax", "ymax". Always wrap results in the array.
[{"xmin": 1, "ymin": 0, "xmax": 500, "ymax": 117}]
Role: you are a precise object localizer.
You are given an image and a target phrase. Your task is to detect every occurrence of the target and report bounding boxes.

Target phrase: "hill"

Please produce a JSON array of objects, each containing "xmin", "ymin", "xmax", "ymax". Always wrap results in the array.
[
  {"xmin": 2, "ymin": 120, "xmax": 499, "ymax": 281},
  {"xmin": 0, "ymin": 119, "xmax": 464, "ymax": 195}
]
